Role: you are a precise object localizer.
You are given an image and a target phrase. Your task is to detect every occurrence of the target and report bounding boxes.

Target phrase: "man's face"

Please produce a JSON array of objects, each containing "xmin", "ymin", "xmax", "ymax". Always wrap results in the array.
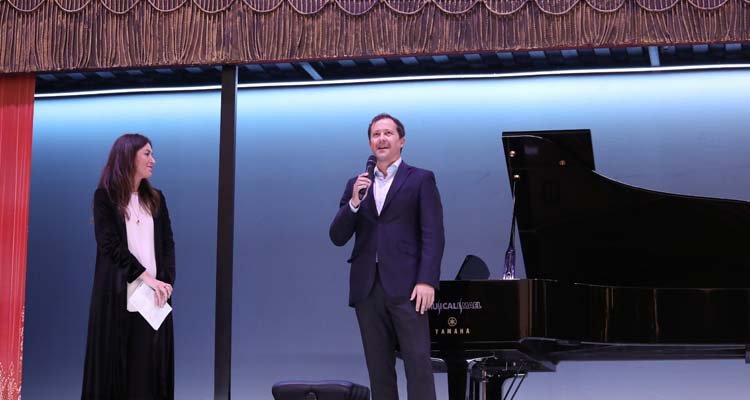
[{"xmin": 369, "ymin": 118, "xmax": 404, "ymax": 164}]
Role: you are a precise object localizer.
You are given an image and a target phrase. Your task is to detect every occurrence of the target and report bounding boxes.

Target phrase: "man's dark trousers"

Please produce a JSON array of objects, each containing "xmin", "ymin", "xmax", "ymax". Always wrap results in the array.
[{"xmin": 354, "ymin": 270, "xmax": 436, "ymax": 400}]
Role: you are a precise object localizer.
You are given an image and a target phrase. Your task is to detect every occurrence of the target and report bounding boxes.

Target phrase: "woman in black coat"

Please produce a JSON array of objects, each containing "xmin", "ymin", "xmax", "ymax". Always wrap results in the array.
[{"xmin": 82, "ymin": 133, "xmax": 175, "ymax": 399}]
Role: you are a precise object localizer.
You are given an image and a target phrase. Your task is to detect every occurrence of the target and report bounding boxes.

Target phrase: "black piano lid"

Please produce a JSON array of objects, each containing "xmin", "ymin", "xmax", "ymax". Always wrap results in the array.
[{"xmin": 501, "ymin": 130, "xmax": 750, "ymax": 289}]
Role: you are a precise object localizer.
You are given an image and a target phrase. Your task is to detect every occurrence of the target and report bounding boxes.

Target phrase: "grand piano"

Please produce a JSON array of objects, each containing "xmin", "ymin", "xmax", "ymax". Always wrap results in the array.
[{"xmin": 429, "ymin": 130, "xmax": 750, "ymax": 400}]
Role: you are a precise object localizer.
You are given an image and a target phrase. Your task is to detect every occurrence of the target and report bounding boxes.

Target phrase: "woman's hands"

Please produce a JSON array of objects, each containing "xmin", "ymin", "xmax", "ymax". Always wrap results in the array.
[{"xmin": 141, "ymin": 273, "xmax": 173, "ymax": 308}]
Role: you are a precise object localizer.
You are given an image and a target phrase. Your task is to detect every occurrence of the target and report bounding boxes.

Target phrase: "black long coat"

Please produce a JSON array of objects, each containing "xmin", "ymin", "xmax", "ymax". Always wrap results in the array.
[{"xmin": 82, "ymin": 187, "xmax": 175, "ymax": 399}]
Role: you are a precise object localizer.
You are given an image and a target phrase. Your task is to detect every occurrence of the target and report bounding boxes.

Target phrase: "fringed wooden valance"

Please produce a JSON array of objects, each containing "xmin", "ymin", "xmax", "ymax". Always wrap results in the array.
[{"xmin": 1, "ymin": 0, "xmax": 749, "ymax": 73}]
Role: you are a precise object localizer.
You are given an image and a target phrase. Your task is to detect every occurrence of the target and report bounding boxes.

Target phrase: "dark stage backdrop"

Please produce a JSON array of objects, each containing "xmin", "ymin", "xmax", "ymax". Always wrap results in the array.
[{"xmin": 23, "ymin": 70, "xmax": 750, "ymax": 399}]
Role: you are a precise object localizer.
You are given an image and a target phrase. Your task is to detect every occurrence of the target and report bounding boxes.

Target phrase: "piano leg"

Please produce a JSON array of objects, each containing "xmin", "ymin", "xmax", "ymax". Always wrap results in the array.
[
  {"xmin": 468, "ymin": 363, "xmax": 527, "ymax": 400},
  {"xmin": 444, "ymin": 357, "xmax": 468, "ymax": 400},
  {"xmin": 485, "ymin": 377, "xmax": 502, "ymax": 399},
  {"xmin": 443, "ymin": 357, "xmax": 528, "ymax": 400},
  {"xmin": 481, "ymin": 374, "xmax": 513, "ymax": 400}
]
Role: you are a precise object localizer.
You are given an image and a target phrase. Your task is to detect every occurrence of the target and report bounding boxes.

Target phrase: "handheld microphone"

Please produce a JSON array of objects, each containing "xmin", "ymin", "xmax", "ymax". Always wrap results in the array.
[{"xmin": 358, "ymin": 155, "xmax": 377, "ymax": 200}]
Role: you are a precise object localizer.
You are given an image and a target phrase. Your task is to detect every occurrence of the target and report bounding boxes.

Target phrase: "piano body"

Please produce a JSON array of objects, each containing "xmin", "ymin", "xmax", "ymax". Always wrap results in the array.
[{"xmin": 429, "ymin": 130, "xmax": 750, "ymax": 400}]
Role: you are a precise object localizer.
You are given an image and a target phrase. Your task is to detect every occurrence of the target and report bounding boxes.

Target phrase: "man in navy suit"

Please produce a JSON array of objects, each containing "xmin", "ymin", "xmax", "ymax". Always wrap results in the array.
[{"xmin": 330, "ymin": 113, "xmax": 445, "ymax": 400}]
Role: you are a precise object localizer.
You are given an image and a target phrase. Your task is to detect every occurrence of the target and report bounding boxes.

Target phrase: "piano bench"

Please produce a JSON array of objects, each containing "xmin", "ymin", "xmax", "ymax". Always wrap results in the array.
[{"xmin": 272, "ymin": 380, "xmax": 370, "ymax": 400}]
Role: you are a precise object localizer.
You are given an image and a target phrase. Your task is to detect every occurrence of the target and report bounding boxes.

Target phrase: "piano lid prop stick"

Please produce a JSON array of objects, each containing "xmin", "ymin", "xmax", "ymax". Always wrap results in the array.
[{"xmin": 503, "ymin": 176, "xmax": 519, "ymax": 280}]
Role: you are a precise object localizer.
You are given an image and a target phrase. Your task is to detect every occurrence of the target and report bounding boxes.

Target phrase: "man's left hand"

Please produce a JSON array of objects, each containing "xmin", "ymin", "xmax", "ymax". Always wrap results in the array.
[{"xmin": 410, "ymin": 283, "xmax": 434, "ymax": 315}]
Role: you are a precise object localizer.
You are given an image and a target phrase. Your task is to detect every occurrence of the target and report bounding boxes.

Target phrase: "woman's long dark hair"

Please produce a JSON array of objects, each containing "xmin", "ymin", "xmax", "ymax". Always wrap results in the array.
[{"xmin": 98, "ymin": 133, "xmax": 160, "ymax": 219}]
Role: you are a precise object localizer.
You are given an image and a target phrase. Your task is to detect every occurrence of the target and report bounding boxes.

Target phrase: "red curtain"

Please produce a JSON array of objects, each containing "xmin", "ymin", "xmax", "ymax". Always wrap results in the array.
[{"xmin": 0, "ymin": 74, "xmax": 35, "ymax": 400}]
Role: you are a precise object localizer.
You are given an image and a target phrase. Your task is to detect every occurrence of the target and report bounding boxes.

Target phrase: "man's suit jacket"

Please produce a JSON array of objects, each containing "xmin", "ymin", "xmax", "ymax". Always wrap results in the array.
[{"xmin": 330, "ymin": 161, "xmax": 445, "ymax": 306}]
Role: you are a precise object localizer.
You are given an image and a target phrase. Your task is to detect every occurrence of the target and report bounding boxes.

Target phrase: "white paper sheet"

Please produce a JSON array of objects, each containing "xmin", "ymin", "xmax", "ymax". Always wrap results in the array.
[{"xmin": 127, "ymin": 282, "xmax": 172, "ymax": 330}]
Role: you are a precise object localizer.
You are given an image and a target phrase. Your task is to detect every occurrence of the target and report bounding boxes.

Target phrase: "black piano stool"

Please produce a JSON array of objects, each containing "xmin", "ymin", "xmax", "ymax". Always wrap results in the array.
[{"xmin": 272, "ymin": 380, "xmax": 370, "ymax": 400}]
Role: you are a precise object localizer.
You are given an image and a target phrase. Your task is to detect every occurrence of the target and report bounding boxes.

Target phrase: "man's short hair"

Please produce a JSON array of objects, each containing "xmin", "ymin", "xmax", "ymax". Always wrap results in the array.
[{"xmin": 368, "ymin": 113, "xmax": 405, "ymax": 139}]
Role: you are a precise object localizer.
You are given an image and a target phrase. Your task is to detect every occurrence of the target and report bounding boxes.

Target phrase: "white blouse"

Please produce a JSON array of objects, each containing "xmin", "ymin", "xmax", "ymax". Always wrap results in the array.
[{"xmin": 125, "ymin": 193, "xmax": 157, "ymax": 312}]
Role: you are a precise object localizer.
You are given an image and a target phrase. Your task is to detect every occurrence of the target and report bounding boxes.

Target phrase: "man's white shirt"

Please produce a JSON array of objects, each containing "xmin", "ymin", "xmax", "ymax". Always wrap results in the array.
[{"xmin": 349, "ymin": 157, "xmax": 401, "ymax": 215}]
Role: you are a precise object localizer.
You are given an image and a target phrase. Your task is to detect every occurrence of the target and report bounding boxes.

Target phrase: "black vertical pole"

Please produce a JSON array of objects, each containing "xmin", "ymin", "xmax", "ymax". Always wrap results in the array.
[{"xmin": 215, "ymin": 64, "xmax": 237, "ymax": 400}]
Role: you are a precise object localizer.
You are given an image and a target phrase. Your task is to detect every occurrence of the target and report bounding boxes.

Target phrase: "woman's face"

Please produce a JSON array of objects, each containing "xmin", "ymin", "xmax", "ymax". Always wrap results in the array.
[{"xmin": 133, "ymin": 143, "xmax": 155, "ymax": 183}]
